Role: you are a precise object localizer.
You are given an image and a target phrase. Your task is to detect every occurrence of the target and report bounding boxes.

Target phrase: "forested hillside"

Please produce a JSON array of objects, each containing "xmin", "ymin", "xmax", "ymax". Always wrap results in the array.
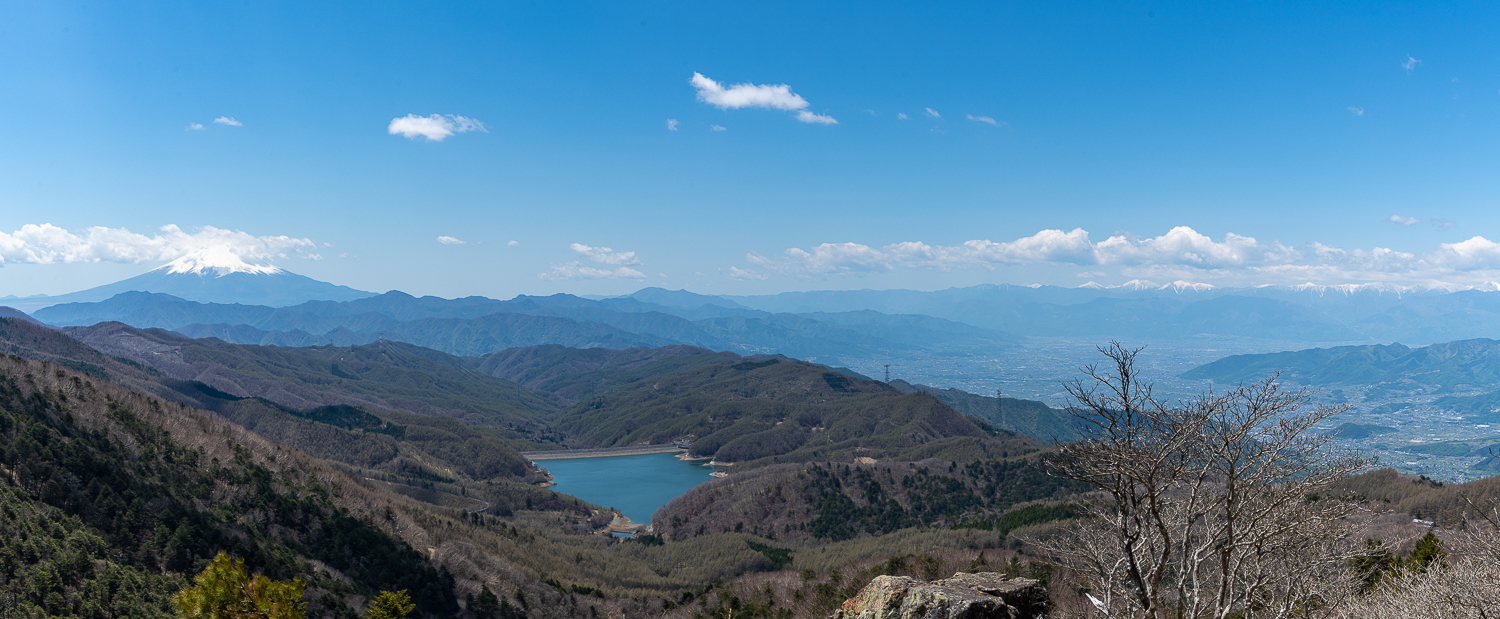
[
  {"xmin": 545, "ymin": 356, "xmax": 1015, "ymax": 465},
  {"xmin": 63, "ymin": 321, "xmax": 562, "ymax": 448},
  {"xmin": 654, "ymin": 457, "xmax": 1083, "ymax": 542},
  {"xmin": 889, "ymin": 380, "xmax": 1077, "ymax": 442},
  {"xmin": 0, "ymin": 317, "xmax": 1077, "ymax": 618},
  {"xmin": 0, "ymin": 352, "xmax": 458, "ymax": 618}
]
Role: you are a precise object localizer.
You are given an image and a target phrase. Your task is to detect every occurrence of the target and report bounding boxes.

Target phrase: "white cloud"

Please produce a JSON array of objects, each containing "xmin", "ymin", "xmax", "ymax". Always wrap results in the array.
[
  {"xmin": 690, "ymin": 72, "xmax": 836, "ymax": 124},
  {"xmin": 925, "ymin": 108, "xmax": 941, "ymax": 119},
  {"xmin": 1390, "ymin": 214, "xmax": 1420, "ymax": 225},
  {"xmin": 1347, "ymin": 107, "xmax": 1364, "ymax": 116},
  {"xmin": 507, "ymin": 240, "xmax": 520, "ymax": 246},
  {"xmin": 897, "ymin": 113, "xmax": 908, "ymax": 120},
  {"xmin": 1402, "ymin": 55, "xmax": 1421, "ymax": 72},
  {"xmin": 387, "ymin": 114, "xmax": 488, "ymax": 141},
  {"xmin": 727, "ymin": 267, "xmax": 768, "ymax": 281},
  {"xmin": 539, "ymin": 263, "xmax": 646, "ymax": 281},
  {"xmin": 966, "ymin": 114, "xmax": 998, "ymax": 126},
  {"xmin": 1431, "ymin": 218, "xmax": 1456, "ymax": 230},
  {"xmin": 187, "ymin": 123, "xmax": 205, "ymax": 131},
  {"xmin": 794, "ymin": 110, "xmax": 838, "ymax": 124},
  {"xmin": 538, "ymin": 243, "xmax": 649, "ymax": 280},
  {"xmin": 710, "ymin": 125, "xmax": 727, "ymax": 132},
  {"xmin": 0, "ymin": 224, "xmax": 319, "ymax": 266},
  {"xmin": 666, "ymin": 119, "xmax": 679, "ymax": 131},
  {"xmin": 569, "ymin": 243, "xmax": 640, "ymax": 265},
  {"xmin": 742, "ymin": 227, "xmax": 1500, "ymax": 288},
  {"xmin": 437, "ymin": 236, "xmax": 466, "ymax": 245},
  {"xmin": 213, "ymin": 116, "xmax": 242, "ymax": 126}
]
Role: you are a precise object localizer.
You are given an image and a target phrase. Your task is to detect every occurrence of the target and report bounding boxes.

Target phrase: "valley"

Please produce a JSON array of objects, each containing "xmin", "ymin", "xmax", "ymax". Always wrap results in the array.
[{"xmin": 5, "ymin": 274, "xmax": 1500, "ymax": 618}]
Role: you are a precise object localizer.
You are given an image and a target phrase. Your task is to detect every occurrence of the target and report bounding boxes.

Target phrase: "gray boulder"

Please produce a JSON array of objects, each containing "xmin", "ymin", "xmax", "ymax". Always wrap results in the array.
[{"xmin": 831, "ymin": 572, "xmax": 1048, "ymax": 619}]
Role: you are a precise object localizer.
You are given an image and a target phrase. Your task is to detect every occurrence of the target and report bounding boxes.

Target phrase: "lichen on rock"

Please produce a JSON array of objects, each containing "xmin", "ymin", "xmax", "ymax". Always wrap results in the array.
[{"xmin": 831, "ymin": 571, "xmax": 1049, "ymax": 619}]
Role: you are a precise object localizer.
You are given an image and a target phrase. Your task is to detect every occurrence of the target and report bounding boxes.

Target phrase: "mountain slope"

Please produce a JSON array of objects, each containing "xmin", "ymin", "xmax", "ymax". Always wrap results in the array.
[
  {"xmin": 11, "ymin": 249, "xmax": 373, "ymax": 312},
  {"xmin": 1180, "ymin": 338, "xmax": 1500, "ymax": 391},
  {"xmin": 0, "ymin": 352, "xmax": 460, "ymax": 618},
  {"xmin": 62, "ymin": 322, "xmax": 563, "ymax": 449},
  {"xmin": 889, "ymin": 379, "xmax": 1077, "ymax": 442},
  {"xmin": 547, "ymin": 356, "xmax": 1033, "ymax": 466}
]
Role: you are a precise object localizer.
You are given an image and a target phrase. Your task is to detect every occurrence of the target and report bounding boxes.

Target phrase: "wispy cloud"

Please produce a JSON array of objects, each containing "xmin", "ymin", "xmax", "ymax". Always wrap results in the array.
[
  {"xmin": 966, "ymin": 114, "xmax": 998, "ymax": 126},
  {"xmin": 539, "ymin": 243, "xmax": 647, "ymax": 280},
  {"xmin": 213, "ymin": 116, "xmax": 243, "ymax": 126},
  {"xmin": 387, "ymin": 114, "xmax": 488, "ymax": 141},
  {"xmin": 507, "ymin": 240, "xmax": 520, "ymax": 246},
  {"xmin": 1402, "ymin": 55, "xmax": 1421, "ymax": 72},
  {"xmin": 690, "ymin": 72, "xmax": 837, "ymax": 124},
  {"xmin": 666, "ymin": 119, "xmax": 679, "ymax": 131},
  {"xmin": 1347, "ymin": 107, "xmax": 1364, "ymax": 116},
  {"xmin": 569, "ymin": 243, "xmax": 640, "ymax": 265},
  {"xmin": 0, "ymin": 224, "xmax": 319, "ymax": 266},
  {"xmin": 539, "ymin": 263, "xmax": 646, "ymax": 280},
  {"xmin": 738, "ymin": 226, "xmax": 1500, "ymax": 288},
  {"xmin": 897, "ymin": 113, "xmax": 909, "ymax": 120},
  {"xmin": 726, "ymin": 266, "xmax": 768, "ymax": 281},
  {"xmin": 925, "ymin": 108, "xmax": 941, "ymax": 119},
  {"xmin": 1390, "ymin": 214, "xmax": 1420, "ymax": 226},
  {"xmin": 710, "ymin": 125, "xmax": 727, "ymax": 132},
  {"xmin": 795, "ymin": 111, "xmax": 838, "ymax": 124},
  {"xmin": 1431, "ymin": 218, "xmax": 1456, "ymax": 230},
  {"xmin": 187, "ymin": 123, "xmax": 205, "ymax": 131},
  {"xmin": 437, "ymin": 236, "xmax": 466, "ymax": 245}
]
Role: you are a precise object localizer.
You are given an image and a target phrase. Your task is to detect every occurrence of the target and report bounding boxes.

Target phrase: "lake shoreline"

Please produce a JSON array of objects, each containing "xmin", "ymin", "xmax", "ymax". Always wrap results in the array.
[{"xmin": 523, "ymin": 445, "xmax": 686, "ymax": 460}]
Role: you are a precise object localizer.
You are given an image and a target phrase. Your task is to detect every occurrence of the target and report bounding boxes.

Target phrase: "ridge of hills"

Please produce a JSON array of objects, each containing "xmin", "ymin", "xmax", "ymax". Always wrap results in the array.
[
  {"xmin": 718, "ymin": 283, "xmax": 1500, "ymax": 344},
  {"xmin": 0, "ymin": 315, "xmax": 1084, "ymax": 619},
  {"xmin": 3, "ymin": 316, "xmax": 1068, "ymax": 474},
  {"xmin": 1180, "ymin": 338, "xmax": 1500, "ymax": 392},
  {"xmin": 545, "ymin": 355, "xmax": 1039, "ymax": 466},
  {"xmin": 31, "ymin": 290, "xmax": 1022, "ymax": 364},
  {"xmin": 888, "ymin": 379, "xmax": 1078, "ymax": 442}
]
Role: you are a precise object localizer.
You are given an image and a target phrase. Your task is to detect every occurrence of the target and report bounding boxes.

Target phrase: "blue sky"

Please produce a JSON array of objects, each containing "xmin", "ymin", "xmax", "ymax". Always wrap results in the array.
[{"xmin": 3, "ymin": 0, "xmax": 1498, "ymax": 298}]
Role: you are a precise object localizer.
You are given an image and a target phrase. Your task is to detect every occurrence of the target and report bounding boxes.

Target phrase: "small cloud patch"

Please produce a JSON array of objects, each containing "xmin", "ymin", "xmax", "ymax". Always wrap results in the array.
[{"xmin": 388, "ymin": 114, "xmax": 488, "ymax": 142}]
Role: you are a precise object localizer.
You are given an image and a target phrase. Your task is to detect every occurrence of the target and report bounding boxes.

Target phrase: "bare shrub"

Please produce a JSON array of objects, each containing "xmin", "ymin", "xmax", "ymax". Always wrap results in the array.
[{"xmin": 1038, "ymin": 343, "xmax": 1372, "ymax": 619}]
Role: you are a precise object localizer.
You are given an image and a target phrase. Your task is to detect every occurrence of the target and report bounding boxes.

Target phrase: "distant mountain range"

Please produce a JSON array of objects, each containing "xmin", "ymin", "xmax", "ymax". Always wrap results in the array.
[
  {"xmin": 718, "ymin": 283, "xmax": 1500, "ymax": 344},
  {"xmin": 11, "ymin": 257, "xmax": 1500, "ymax": 386},
  {"xmin": 28, "ymin": 288, "xmax": 1021, "ymax": 365},
  {"xmin": 1180, "ymin": 338, "xmax": 1500, "ymax": 393}
]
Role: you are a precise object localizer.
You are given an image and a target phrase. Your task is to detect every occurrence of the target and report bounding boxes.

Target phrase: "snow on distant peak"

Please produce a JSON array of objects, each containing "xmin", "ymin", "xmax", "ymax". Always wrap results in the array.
[
  {"xmin": 153, "ymin": 246, "xmax": 284, "ymax": 277},
  {"xmin": 1161, "ymin": 280, "xmax": 1215, "ymax": 293},
  {"xmin": 1113, "ymin": 279, "xmax": 1159, "ymax": 291},
  {"xmin": 1077, "ymin": 281, "xmax": 1105, "ymax": 289}
]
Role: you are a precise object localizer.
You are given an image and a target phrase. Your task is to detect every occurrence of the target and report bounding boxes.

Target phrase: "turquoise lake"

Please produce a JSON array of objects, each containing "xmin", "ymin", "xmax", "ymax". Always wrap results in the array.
[{"xmin": 541, "ymin": 452, "xmax": 717, "ymax": 525}]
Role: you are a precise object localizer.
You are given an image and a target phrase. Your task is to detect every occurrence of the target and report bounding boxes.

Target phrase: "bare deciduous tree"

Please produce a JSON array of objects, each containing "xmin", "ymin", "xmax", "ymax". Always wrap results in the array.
[{"xmin": 1038, "ymin": 343, "xmax": 1372, "ymax": 619}]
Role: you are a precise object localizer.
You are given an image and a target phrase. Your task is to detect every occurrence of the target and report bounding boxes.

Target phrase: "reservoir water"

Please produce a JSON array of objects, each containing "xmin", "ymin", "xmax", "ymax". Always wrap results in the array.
[{"xmin": 541, "ymin": 452, "xmax": 716, "ymax": 525}]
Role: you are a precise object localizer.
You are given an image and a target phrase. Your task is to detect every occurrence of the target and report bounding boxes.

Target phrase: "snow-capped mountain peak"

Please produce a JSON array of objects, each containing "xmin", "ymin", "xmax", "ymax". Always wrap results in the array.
[
  {"xmin": 154, "ymin": 247, "xmax": 284, "ymax": 277},
  {"xmin": 1161, "ymin": 280, "xmax": 1215, "ymax": 293}
]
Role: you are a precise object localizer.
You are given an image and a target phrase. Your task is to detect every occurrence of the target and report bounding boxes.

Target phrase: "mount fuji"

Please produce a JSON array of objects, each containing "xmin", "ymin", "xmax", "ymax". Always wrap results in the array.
[{"xmin": 3, "ymin": 247, "xmax": 373, "ymax": 313}]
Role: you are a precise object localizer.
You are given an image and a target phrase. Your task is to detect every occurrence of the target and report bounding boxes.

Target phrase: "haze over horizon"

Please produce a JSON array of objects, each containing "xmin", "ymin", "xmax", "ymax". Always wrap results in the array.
[{"xmin": 5, "ymin": 1, "xmax": 1500, "ymax": 300}]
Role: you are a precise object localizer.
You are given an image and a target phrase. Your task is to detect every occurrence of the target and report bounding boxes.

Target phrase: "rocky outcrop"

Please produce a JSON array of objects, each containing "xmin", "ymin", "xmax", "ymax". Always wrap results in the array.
[{"xmin": 831, "ymin": 572, "xmax": 1049, "ymax": 619}]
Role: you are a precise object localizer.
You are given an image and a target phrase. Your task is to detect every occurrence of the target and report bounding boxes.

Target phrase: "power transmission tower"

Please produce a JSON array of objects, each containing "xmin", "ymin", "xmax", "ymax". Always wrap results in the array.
[
  {"xmin": 884, "ymin": 364, "xmax": 891, "ymax": 382},
  {"xmin": 996, "ymin": 388, "xmax": 1004, "ymax": 429}
]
